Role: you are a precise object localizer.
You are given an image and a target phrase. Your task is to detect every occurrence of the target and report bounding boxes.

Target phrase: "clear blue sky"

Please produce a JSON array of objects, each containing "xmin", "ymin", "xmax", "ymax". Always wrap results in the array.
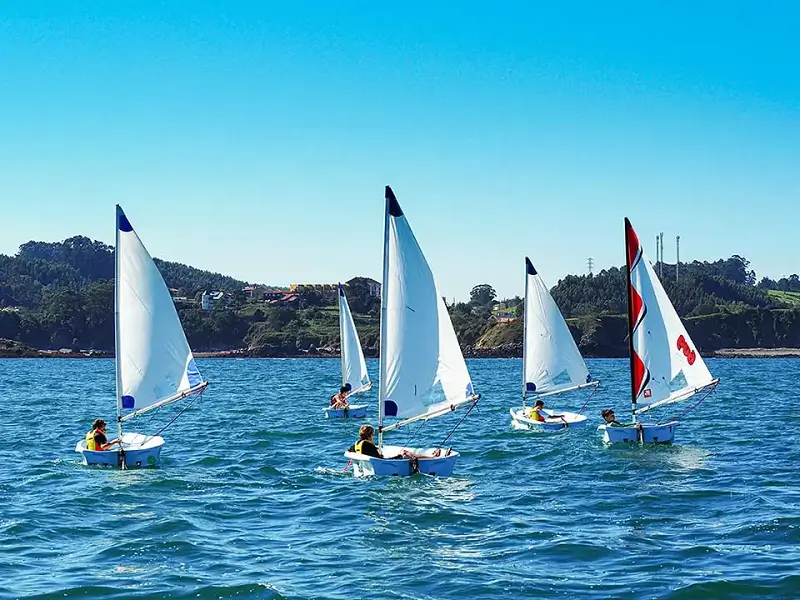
[{"xmin": 1, "ymin": 1, "xmax": 798, "ymax": 300}]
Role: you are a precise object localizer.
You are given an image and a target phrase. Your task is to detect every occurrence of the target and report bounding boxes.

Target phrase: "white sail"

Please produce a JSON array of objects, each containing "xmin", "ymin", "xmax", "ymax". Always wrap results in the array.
[
  {"xmin": 625, "ymin": 218, "xmax": 717, "ymax": 415},
  {"xmin": 116, "ymin": 205, "xmax": 207, "ymax": 421},
  {"xmin": 338, "ymin": 283, "xmax": 371, "ymax": 395},
  {"xmin": 523, "ymin": 257, "xmax": 593, "ymax": 398},
  {"xmin": 379, "ymin": 187, "xmax": 479, "ymax": 433}
]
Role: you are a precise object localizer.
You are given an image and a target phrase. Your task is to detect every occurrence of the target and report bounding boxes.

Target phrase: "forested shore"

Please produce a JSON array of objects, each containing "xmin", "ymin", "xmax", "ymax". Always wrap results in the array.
[{"xmin": 3, "ymin": 236, "xmax": 800, "ymax": 358}]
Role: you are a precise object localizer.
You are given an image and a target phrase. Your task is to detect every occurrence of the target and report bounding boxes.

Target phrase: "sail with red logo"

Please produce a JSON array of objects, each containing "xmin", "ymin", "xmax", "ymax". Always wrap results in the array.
[
  {"xmin": 599, "ymin": 218, "xmax": 719, "ymax": 444},
  {"xmin": 626, "ymin": 217, "xmax": 717, "ymax": 413}
]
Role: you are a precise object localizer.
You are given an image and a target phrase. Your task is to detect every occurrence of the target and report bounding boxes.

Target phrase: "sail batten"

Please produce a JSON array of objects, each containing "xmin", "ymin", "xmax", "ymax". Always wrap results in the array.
[
  {"xmin": 338, "ymin": 284, "xmax": 371, "ymax": 396},
  {"xmin": 115, "ymin": 205, "xmax": 207, "ymax": 420},
  {"xmin": 523, "ymin": 256, "xmax": 593, "ymax": 399},
  {"xmin": 624, "ymin": 218, "xmax": 716, "ymax": 416},
  {"xmin": 378, "ymin": 186, "xmax": 478, "ymax": 431}
]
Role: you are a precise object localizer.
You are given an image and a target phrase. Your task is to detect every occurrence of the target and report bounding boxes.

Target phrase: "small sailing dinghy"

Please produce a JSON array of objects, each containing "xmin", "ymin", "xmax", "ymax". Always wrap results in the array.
[
  {"xmin": 343, "ymin": 186, "xmax": 480, "ymax": 477},
  {"xmin": 75, "ymin": 206, "xmax": 209, "ymax": 468},
  {"xmin": 598, "ymin": 218, "xmax": 719, "ymax": 444},
  {"xmin": 510, "ymin": 257, "xmax": 599, "ymax": 430},
  {"xmin": 324, "ymin": 284, "xmax": 371, "ymax": 419}
]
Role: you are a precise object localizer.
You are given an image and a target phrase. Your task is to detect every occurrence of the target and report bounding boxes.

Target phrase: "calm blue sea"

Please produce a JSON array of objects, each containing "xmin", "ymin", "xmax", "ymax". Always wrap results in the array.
[{"xmin": 1, "ymin": 358, "xmax": 798, "ymax": 600}]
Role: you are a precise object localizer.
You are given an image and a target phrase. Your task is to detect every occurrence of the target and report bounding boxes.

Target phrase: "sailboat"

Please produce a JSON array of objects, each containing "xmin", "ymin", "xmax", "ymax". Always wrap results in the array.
[
  {"xmin": 510, "ymin": 257, "xmax": 599, "ymax": 430},
  {"xmin": 324, "ymin": 283, "xmax": 371, "ymax": 419},
  {"xmin": 75, "ymin": 205, "xmax": 209, "ymax": 468},
  {"xmin": 343, "ymin": 186, "xmax": 480, "ymax": 477},
  {"xmin": 598, "ymin": 218, "xmax": 719, "ymax": 444}
]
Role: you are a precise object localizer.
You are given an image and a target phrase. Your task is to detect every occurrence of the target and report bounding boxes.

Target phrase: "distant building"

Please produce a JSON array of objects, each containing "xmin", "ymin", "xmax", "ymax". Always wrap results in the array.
[
  {"xmin": 201, "ymin": 291, "xmax": 226, "ymax": 311},
  {"xmin": 289, "ymin": 283, "xmax": 337, "ymax": 293},
  {"xmin": 242, "ymin": 285, "xmax": 290, "ymax": 301},
  {"xmin": 346, "ymin": 277, "xmax": 381, "ymax": 298},
  {"xmin": 490, "ymin": 312, "xmax": 519, "ymax": 323},
  {"xmin": 263, "ymin": 288, "xmax": 287, "ymax": 301},
  {"xmin": 277, "ymin": 293, "xmax": 299, "ymax": 306},
  {"xmin": 242, "ymin": 285, "xmax": 263, "ymax": 300}
]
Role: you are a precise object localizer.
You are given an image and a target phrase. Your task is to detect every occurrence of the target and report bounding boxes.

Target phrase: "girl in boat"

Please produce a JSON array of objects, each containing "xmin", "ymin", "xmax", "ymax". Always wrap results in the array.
[
  {"xmin": 85, "ymin": 419, "xmax": 121, "ymax": 451},
  {"xmin": 527, "ymin": 399, "xmax": 564, "ymax": 422},
  {"xmin": 348, "ymin": 425, "xmax": 441, "ymax": 459}
]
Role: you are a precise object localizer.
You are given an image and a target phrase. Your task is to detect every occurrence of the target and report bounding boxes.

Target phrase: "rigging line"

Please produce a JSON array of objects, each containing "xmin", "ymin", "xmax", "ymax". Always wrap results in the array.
[
  {"xmin": 150, "ymin": 390, "xmax": 205, "ymax": 438},
  {"xmin": 577, "ymin": 385, "xmax": 600, "ymax": 415},
  {"xmin": 436, "ymin": 399, "xmax": 479, "ymax": 451},
  {"xmin": 141, "ymin": 403, "xmax": 163, "ymax": 432},
  {"xmin": 137, "ymin": 402, "xmax": 169, "ymax": 446},
  {"xmin": 660, "ymin": 382, "xmax": 718, "ymax": 425},
  {"xmin": 403, "ymin": 418, "xmax": 428, "ymax": 449}
]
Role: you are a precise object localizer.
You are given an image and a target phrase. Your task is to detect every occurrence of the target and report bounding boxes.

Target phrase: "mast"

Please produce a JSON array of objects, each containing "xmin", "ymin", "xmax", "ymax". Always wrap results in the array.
[
  {"xmin": 377, "ymin": 186, "xmax": 393, "ymax": 448},
  {"xmin": 521, "ymin": 257, "xmax": 531, "ymax": 407},
  {"xmin": 114, "ymin": 206, "xmax": 125, "ymax": 467},
  {"xmin": 338, "ymin": 283, "xmax": 346, "ymax": 387},
  {"xmin": 624, "ymin": 218, "xmax": 638, "ymax": 424}
]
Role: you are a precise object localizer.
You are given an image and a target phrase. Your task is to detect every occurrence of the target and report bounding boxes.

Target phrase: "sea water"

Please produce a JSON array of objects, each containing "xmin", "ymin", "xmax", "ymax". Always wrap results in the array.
[{"xmin": 1, "ymin": 358, "xmax": 798, "ymax": 599}]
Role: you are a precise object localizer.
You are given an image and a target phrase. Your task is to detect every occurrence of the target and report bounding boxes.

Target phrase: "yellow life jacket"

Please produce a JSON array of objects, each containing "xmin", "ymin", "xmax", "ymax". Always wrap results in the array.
[
  {"xmin": 529, "ymin": 407, "xmax": 546, "ymax": 422},
  {"xmin": 85, "ymin": 429, "xmax": 98, "ymax": 451},
  {"xmin": 354, "ymin": 439, "xmax": 370, "ymax": 454}
]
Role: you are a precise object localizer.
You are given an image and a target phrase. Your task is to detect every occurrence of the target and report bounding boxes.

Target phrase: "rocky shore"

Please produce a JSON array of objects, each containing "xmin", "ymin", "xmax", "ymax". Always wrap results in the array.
[
  {"xmin": 708, "ymin": 348, "xmax": 800, "ymax": 358},
  {"xmin": 4, "ymin": 338, "xmax": 800, "ymax": 360}
]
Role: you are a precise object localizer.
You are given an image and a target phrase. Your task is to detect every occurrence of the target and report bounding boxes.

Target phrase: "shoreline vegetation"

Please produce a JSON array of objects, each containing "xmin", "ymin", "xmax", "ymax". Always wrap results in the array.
[
  {"xmin": 4, "ymin": 237, "xmax": 800, "ymax": 360},
  {"xmin": 3, "ymin": 339, "xmax": 800, "ymax": 360}
]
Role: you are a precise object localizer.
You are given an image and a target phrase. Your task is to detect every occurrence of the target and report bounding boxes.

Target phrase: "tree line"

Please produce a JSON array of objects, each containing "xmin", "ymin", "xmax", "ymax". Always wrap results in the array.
[{"xmin": 1, "ymin": 235, "xmax": 798, "ymax": 354}]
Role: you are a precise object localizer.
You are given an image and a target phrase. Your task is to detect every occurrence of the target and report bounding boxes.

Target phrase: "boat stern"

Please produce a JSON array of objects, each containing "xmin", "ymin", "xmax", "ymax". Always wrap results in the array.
[
  {"xmin": 324, "ymin": 404, "xmax": 368, "ymax": 419},
  {"xmin": 598, "ymin": 422, "xmax": 678, "ymax": 444},
  {"xmin": 343, "ymin": 445, "xmax": 459, "ymax": 478}
]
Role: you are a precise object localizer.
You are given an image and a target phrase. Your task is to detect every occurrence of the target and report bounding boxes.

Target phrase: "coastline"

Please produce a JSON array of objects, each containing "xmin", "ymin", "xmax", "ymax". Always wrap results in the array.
[
  {"xmin": 4, "ymin": 345, "xmax": 800, "ymax": 359},
  {"xmin": 707, "ymin": 348, "xmax": 800, "ymax": 359}
]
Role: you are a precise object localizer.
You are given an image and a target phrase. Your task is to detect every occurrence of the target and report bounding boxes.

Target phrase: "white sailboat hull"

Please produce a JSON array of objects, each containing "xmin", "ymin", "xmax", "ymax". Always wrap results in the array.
[
  {"xmin": 343, "ymin": 445, "xmax": 459, "ymax": 478},
  {"xmin": 323, "ymin": 404, "xmax": 368, "ymax": 419},
  {"xmin": 75, "ymin": 432, "xmax": 165, "ymax": 468},
  {"xmin": 598, "ymin": 421, "xmax": 677, "ymax": 444},
  {"xmin": 509, "ymin": 408, "xmax": 587, "ymax": 430}
]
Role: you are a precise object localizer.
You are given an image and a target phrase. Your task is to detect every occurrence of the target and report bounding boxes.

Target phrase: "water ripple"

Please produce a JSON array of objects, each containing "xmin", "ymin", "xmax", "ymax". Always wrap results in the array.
[{"xmin": 0, "ymin": 357, "xmax": 797, "ymax": 599}]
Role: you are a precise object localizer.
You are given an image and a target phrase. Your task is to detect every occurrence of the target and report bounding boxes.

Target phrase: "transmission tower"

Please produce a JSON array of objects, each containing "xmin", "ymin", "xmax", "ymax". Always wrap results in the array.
[{"xmin": 587, "ymin": 257, "xmax": 594, "ymax": 275}]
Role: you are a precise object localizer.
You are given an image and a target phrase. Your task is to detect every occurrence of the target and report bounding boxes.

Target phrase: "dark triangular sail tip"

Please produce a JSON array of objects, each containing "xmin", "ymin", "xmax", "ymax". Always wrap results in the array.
[
  {"xmin": 624, "ymin": 217, "xmax": 633, "ymax": 229},
  {"xmin": 525, "ymin": 257, "xmax": 537, "ymax": 275},
  {"xmin": 385, "ymin": 186, "xmax": 403, "ymax": 217},
  {"xmin": 116, "ymin": 205, "xmax": 133, "ymax": 232}
]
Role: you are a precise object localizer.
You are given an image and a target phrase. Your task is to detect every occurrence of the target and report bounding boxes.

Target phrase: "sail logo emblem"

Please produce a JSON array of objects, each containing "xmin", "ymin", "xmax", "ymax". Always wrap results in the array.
[
  {"xmin": 676, "ymin": 335, "xmax": 696, "ymax": 365},
  {"xmin": 643, "ymin": 389, "xmax": 652, "ymax": 398}
]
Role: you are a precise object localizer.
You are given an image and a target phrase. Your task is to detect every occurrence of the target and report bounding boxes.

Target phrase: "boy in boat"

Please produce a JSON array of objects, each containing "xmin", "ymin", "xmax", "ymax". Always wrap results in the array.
[
  {"xmin": 330, "ymin": 383, "xmax": 352, "ymax": 410},
  {"xmin": 527, "ymin": 399, "xmax": 564, "ymax": 422},
  {"xmin": 85, "ymin": 419, "xmax": 121, "ymax": 451},
  {"xmin": 348, "ymin": 424, "xmax": 441, "ymax": 459},
  {"xmin": 600, "ymin": 409, "xmax": 633, "ymax": 427}
]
